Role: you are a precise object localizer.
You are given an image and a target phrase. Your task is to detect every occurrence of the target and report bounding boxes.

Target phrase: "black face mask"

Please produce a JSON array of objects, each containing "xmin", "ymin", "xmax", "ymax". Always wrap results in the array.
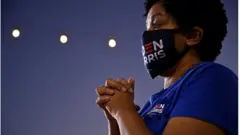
[{"xmin": 141, "ymin": 29, "xmax": 188, "ymax": 79}]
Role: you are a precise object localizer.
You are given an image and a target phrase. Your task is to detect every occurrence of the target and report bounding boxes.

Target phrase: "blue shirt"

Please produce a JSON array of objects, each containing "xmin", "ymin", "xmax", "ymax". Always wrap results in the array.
[{"xmin": 139, "ymin": 62, "xmax": 238, "ymax": 135}]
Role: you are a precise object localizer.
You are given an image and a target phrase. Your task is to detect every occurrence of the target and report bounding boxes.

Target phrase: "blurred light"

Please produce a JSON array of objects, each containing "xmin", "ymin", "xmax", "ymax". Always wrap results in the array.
[
  {"xmin": 12, "ymin": 29, "xmax": 20, "ymax": 38},
  {"xmin": 108, "ymin": 39, "xmax": 116, "ymax": 48},
  {"xmin": 60, "ymin": 35, "xmax": 68, "ymax": 44}
]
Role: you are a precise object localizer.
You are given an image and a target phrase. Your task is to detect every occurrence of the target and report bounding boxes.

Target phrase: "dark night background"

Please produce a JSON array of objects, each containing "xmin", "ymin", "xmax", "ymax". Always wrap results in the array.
[{"xmin": 2, "ymin": 0, "xmax": 238, "ymax": 135}]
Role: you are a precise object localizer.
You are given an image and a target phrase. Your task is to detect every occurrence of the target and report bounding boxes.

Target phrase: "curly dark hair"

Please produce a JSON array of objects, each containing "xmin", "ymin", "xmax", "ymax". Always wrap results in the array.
[{"xmin": 144, "ymin": 0, "xmax": 228, "ymax": 61}]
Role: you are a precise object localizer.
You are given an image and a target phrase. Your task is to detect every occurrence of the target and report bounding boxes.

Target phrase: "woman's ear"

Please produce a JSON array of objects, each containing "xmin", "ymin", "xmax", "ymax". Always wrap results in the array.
[{"xmin": 185, "ymin": 26, "xmax": 204, "ymax": 46}]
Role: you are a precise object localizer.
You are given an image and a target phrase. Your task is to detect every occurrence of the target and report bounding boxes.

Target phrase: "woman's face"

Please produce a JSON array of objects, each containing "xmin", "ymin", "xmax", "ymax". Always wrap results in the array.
[{"xmin": 146, "ymin": 2, "xmax": 187, "ymax": 57}]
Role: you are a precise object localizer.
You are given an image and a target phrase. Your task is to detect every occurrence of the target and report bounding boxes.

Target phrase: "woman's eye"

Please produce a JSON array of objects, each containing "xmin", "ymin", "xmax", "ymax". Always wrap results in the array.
[{"xmin": 152, "ymin": 23, "xmax": 160, "ymax": 30}]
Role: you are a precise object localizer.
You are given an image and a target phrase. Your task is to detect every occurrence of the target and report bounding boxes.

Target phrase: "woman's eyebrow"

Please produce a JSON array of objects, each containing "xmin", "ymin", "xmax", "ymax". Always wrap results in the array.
[{"xmin": 149, "ymin": 12, "xmax": 166, "ymax": 20}]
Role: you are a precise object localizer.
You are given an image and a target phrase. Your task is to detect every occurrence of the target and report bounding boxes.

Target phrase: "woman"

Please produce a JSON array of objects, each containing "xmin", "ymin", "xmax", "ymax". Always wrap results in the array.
[{"xmin": 95, "ymin": 0, "xmax": 237, "ymax": 135}]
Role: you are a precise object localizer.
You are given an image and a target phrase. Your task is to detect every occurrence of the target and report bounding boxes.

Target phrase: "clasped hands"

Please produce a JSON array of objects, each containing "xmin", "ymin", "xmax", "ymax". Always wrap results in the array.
[{"xmin": 96, "ymin": 77, "xmax": 140, "ymax": 120}]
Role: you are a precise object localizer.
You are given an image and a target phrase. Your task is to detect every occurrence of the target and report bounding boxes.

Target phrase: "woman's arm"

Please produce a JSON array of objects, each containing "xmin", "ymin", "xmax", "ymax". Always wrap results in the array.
[
  {"xmin": 108, "ymin": 120, "xmax": 120, "ymax": 135},
  {"xmin": 116, "ymin": 109, "xmax": 153, "ymax": 135}
]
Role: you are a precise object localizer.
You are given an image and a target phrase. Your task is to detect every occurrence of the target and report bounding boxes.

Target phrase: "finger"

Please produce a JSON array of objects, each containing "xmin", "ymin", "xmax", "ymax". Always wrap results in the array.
[
  {"xmin": 95, "ymin": 86, "xmax": 115, "ymax": 96},
  {"xmin": 105, "ymin": 78, "xmax": 127, "ymax": 92},
  {"xmin": 96, "ymin": 96, "xmax": 111, "ymax": 106},
  {"xmin": 118, "ymin": 78, "xmax": 133, "ymax": 93},
  {"xmin": 128, "ymin": 77, "xmax": 135, "ymax": 91},
  {"xmin": 118, "ymin": 78, "xmax": 128, "ymax": 86}
]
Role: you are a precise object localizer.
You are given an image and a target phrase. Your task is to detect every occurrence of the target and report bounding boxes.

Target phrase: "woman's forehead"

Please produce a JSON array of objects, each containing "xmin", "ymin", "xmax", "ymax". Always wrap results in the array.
[
  {"xmin": 147, "ymin": 3, "xmax": 167, "ymax": 22},
  {"xmin": 147, "ymin": 3, "xmax": 166, "ymax": 18}
]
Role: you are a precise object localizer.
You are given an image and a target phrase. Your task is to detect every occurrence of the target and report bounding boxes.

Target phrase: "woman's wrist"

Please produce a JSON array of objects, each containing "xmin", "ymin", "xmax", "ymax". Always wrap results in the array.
[{"xmin": 104, "ymin": 111, "xmax": 116, "ymax": 123}]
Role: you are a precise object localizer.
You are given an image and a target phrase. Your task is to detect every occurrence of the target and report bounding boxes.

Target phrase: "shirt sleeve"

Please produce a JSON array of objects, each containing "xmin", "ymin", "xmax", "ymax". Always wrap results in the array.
[{"xmin": 169, "ymin": 64, "xmax": 238, "ymax": 134}]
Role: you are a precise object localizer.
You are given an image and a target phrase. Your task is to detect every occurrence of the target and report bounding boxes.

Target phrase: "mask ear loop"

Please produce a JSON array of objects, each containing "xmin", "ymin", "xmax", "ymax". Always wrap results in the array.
[
  {"xmin": 177, "ymin": 40, "xmax": 190, "ymax": 59},
  {"xmin": 179, "ymin": 29, "xmax": 193, "ymax": 57},
  {"xmin": 169, "ymin": 43, "xmax": 189, "ymax": 75}
]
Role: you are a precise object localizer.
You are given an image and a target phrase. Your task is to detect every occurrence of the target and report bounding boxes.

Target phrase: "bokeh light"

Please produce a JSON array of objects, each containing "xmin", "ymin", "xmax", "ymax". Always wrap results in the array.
[
  {"xmin": 12, "ymin": 29, "xmax": 20, "ymax": 38},
  {"xmin": 60, "ymin": 35, "xmax": 68, "ymax": 44},
  {"xmin": 108, "ymin": 39, "xmax": 116, "ymax": 48}
]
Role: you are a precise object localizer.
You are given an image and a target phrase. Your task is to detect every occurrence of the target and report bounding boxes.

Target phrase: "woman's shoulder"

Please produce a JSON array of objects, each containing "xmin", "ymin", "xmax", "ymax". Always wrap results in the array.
[
  {"xmin": 186, "ymin": 62, "xmax": 237, "ymax": 87},
  {"xmin": 198, "ymin": 62, "xmax": 236, "ymax": 76},
  {"xmin": 170, "ymin": 62, "xmax": 238, "ymax": 135}
]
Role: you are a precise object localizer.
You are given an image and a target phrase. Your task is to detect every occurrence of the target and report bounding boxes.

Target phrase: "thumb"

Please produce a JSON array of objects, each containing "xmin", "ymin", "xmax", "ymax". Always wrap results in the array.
[{"xmin": 128, "ymin": 77, "xmax": 135, "ymax": 91}]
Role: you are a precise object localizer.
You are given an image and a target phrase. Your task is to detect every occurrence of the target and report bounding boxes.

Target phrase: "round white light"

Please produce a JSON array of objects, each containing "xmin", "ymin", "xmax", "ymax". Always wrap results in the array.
[
  {"xmin": 108, "ymin": 39, "xmax": 116, "ymax": 48},
  {"xmin": 60, "ymin": 35, "xmax": 68, "ymax": 44},
  {"xmin": 12, "ymin": 29, "xmax": 20, "ymax": 38}
]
